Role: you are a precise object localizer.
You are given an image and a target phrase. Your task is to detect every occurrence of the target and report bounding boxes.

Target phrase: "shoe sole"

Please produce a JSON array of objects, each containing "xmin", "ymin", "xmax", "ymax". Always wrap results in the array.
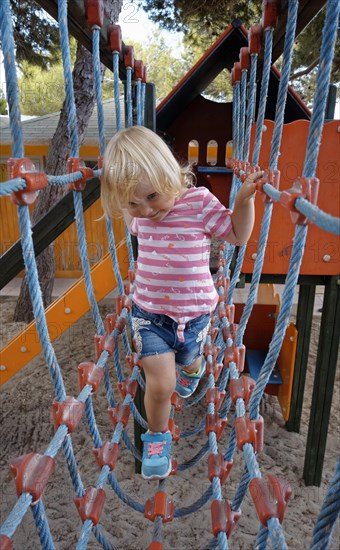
[{"xmin": 141, "ymin": 460, "xmax": 172, "ymax": 480}]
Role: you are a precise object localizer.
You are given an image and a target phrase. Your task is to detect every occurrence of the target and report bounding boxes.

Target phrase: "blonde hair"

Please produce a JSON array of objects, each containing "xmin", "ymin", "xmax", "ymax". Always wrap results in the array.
[{"xmin": 101, "ymin": 126, "xmax": 193, "ymax": 218}]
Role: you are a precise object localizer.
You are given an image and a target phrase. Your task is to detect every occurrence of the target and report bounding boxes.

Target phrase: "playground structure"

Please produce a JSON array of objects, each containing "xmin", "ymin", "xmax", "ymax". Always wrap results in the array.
[{"xmin": 0, "ymin": 0, "xmax": 339, "ymax": 548}]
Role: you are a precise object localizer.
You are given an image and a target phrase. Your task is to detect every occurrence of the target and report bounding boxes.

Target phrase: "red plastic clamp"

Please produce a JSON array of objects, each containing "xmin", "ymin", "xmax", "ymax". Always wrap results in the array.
[
  {"xmin": 142, "ymin": 65, "xmax": 147, "ymax": 83},
  {"xmin": 208, "ymin": 325, "xmax": 219, "ymax": 344},
  {"xmin": 208, "ymin": 453, "xmax": 233, "ymax": 484},
  {"xmin": 124, "ymin": 45, "xmax": 134, "ymax": 69},
  {"xmin": 234, "ymin": 414, "xmax": 264, "ymax": 453},
  {"xmin": 217, "ymin": 278, "xmax": 230, "ymax": 304},
  {"xmin": 148, "ymin": 543, "xmax": 162, "ymax": 550},
  {"xmin": 211, "ymin": 500, "xmax": 241, "ymax": 538},
  {"xmin": 74, "ymin": 487, "xmax": 106, "ymax": 525},
  {"xmin": 206, "ymin": 388, "xmax": 226, "ymax": 412},
  {"xmin": 116, "ymin": 294, "xmax": 132, "ymax": 316},
  {"xmin": 231, "ymin": 62, "xmax": 241, "ymax": 86},
  {"xmin": 118, "ymin": 377, "xmax": 138, "ymax": 399},
  {"xmin": 78, "ymin": 361, "xmax": 104, "ymax": 393},
  {"xmin": 168, "ymin": 418, "xmax": 180, "ymax": 441},
  {"xmin": 224, "ymin": 345, "xmax": 245, "ymax": 373},
  {"xmin": 108, "ymin": 403, "xmax": 131, "ymax": 428},
  {"xmin": 248, "ymin": 25, "xmax": 262, "ymax": 55},
  {"xmin": 67, "ymin": 158, "xmax": 94, "ymax": 191},
  {"xmin": 240, "ymin": 47, "xmax": 250, "ymax": 71},
  {"xmin": 249, "ymin": 475, "xmax": 292, "ymax": 526},
  {"xmin": 171, "ymin": 392, "xmax": 183, "ymax": 411},
  {"xmin": 10, "ymin": 453, "xmax": 55, "ymax": 503},
  {"xmin": 144, "ymin": 491, "xmax": 175, "ymax": 523},
  {"xmin": 93, "ymin": 441, "xmax": 119, "ymax": 471},
  {"xmin": 126, "ymin": 353, "xmax": 142, "ymax": 371},
  {"xmin": 229, "ymin": 376, "xmax": 256, "ymax": 408},
  {"xmin": 255, "ymin": 169, "xmax": 280, "ymax": 203},
  {"xmin": 204, "ymin": 343, "xmax": 220, "ymax": 362},
  {"xmin": 279, "ymin": 176, "xmax": 319, "ymax": 225},
  {"xmin": 95, "ymin": 333, "xmax": 116, "ymax": 360},
  {"xmin": 8, "ymin": 158, "xmax": 48, "ymax": 206},
  {"xmin": 221, "ymin": 322, "xmax": 238, "ymax": 344},
  {"xmin": 108, "ymin": 24, "xmax": 122, "ymax": 53},
  {"xmin": 105, "ymin": 313, "xmax": 117, "ymax": 334},
  {"xmin": 205, "ymin": 359, "xmax": 223, "ymax": 382},
  {"xmin": 0, "ymin": 535, "xmax": 13, "ymax": 550},
  {"xmin": 262, "ymin": 0, "xmax": 279, "ymax": 29},
  {"xmin": 206, "ymin": 413, "xmax": 227, "ymax": 441},
  {"xmin": 218, "ymin": 304, "xmax": 235, "ymax": 323},
  {"xmin": 134, "ymin": 59, "xmax": 144, "ymax": 80},
  {"xmin": 85, "ymin": 0, "xmax": 103, "ymax": 28},
  {"xmin": 52, "ymin": 396, "xmax": 85, "ymax": 432}
]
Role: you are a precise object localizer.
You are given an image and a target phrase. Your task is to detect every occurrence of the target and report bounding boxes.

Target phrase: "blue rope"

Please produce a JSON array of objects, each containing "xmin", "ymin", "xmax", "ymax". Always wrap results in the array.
[
  {"xmin": 254, "ymin": 524, "xmax": 269, "ymax": 549},
  {"xmin": 136, "ymin": 79, "xmax": 142, "ymax": 125},
  {"xmin": 141, "ymin": 83, "xmax": 146, "ymax": 126},
  {"xmin": 92, "ymin": 27, "xmax": 106, "ymax": 156},
  {"xmin": 243, "ymin": 54, "xmax": 257, "ymax": 161},
  {"xmin": 0, "ymin": 178, "xmax": 26, "ymax": 195},
  {"xmin": 32, "ymin": 500, "xmax": 56, "ymax": 550},
  {"xmin": 113, "ymin": 52, "xmax": 122, "ymax": 131},
  {"xmin": 0, "ymin": 0, "xmax": 24, "ymax": 158},
  {"xmin": 239, "ymin": 69, "xmax": 248, "ymax": 160},
  {"xmin": 126, "ymin": 67, "xmax": 133, "ymax": 127}
]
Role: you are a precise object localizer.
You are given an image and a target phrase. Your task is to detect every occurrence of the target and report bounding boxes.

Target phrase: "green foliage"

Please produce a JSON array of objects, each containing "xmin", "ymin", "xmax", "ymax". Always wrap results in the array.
[{"xmin": 0, "ymin": 89, "xmax": 8, "ymax": 114}]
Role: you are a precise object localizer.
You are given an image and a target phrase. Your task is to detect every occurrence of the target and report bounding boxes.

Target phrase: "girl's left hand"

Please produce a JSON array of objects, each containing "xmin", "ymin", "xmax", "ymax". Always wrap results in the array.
[{"xmin": 239, "ymin": 171, "xmax": 264, "ymax": 200}]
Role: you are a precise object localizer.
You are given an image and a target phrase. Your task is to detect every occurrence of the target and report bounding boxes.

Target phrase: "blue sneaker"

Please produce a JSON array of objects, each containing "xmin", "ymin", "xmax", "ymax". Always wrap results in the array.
[
  {"xmin": 141, "ymin": 431, "xmax": 172, "ymax": 480},
  {"xmin": 175, "ymin": 360, "xmax": 206, "ymax": 398}
]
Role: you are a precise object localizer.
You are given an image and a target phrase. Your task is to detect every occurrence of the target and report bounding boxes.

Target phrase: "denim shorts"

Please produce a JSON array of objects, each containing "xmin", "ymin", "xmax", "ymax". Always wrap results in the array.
[{"xmin": 131, "ymin": 303, "xmax": 211, "ymax": 368}]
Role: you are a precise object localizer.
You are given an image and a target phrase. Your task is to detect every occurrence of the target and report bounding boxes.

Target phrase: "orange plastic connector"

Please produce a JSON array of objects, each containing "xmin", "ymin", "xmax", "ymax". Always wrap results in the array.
[
  {"xmin": 105, "ymin": 313, "xmax": 117, "ymax": 334},
  {"xmin": 208, "ymin": 453, "xmax": 233, "ymax": 484},
  {"xmin": 229, "ymin": 376, "xmax": 256, "ymax": 408},
  {"xmin": 280, "ymin": 176, "xmax": 319, "ymax": 225},
  {"xmin": 224, "ymin": 345, "xmax": 245, "ymax": 373},
  {"xmin": 67, "ymin": 158, "xmax": 94, "ymax": 191},
  {"xmin": 249, "ymin": 475, "xmax": 292, "ymax": 526},
  {"xmin": 126, "ymin": 353, "xmax": 141, "ymax": 371},
  {"xmin": 52, "ymin": 396, "xmax": 85, "ymax": 432},
  {"xmin": 134, "ymin": 59, "xmax": 144, "ymax": 80},
  {"xmin": 206, "ymin": 413, "xmax": 227, "ymax": 441},
  {"xmin": 255, "ymin": 169, "xmax": 280, "ymax": 203},
  {"xmin": 168, "ymin": 418, "xmax": 180, "ymax": 441},
  {"xmin": 211, "ymin": 500, "xmax": 241, "ymax": 538},
  {"xmin": 95, "ymin": 333, "xmax": 117, "ymax": 360},
  {"xmin": 221, "ymin": 322, "xmax": 238, "ymax": 344},
  {"xmin": 148, "ymin": 543, "xmax": 162, "ymax": 550},
  {"xmin": 108, "ymin": 403, "xmax": 131, "ymax": 429},
  {"xmin": 118, "ymin": 377, "xmax": 138, "ymax": 399},
  {"xmin": 74, "ymin": 487, "xmax": 106, "ymax": 525},
  {"xmin": 248, "ymin": 25, "xmax": 262, "ymax": 55},
  {"xmin": 78, "ymin": 361, "xmax": 104, "ymax": 393},
  {"xmin": 10, "ymin": 453, "xmax": 55, "ymax": 503},
  {"xmin": 234, "ymin": 414, "xmax": 264, "ymax": 453},
  {"xmin": 124, "ymin": 45, "xmax": 134, "ymax": 68},
  {"xmin": 206, "ymin": 388, "xmax": 226, "ymax": 412},
  {"xmin": 108, "ymin": 24, "xmax": 122, "ymax": 53},
  {"xmin": 205, "ymin": 359, "xmax": 223, "ymax": 382},
  {"xmin": 8, "ymin": 158, "xmax": 48, "ymax": 206},
  {"xmin": 93, "ymin": 441, "xmax": 119, "ymax": 471},
  {"xmin": 144, "ymin": 491, "xmax": 175, "ymax": 523},
  {"xmin": 171, "ymin": 392, "xmax": 183, "ymax": 411},
  {"xmin": 262, "ymin": 0, "xmax": 279, "ymax": 29},
  {"xmin": 142, "ymin": 65, "xmax": 147, "ymax": 83},
  {"xmin": 0, "ymin": 535, "xmax": 13, "ymax": 549},
  {"xmin": 231, "ymin": 62, "xmax": 241, "ymax": 86},
  {"xmin": 85, "ymin": 0, "xmax": 104, "ymax": 28},
  {"xmin": 240, "ymin": 47, "xmax": 250, "ymax": 71},
  {"xmin": 116, "ymin": 294, "xmax": 132, "ymax": 316}
]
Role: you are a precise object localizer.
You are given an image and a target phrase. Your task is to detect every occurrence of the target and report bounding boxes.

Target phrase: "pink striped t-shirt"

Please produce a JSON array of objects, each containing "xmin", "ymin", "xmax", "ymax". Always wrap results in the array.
[{"xmin": 130, "ymin": 186, "xmax": 233, "ymax": 341}]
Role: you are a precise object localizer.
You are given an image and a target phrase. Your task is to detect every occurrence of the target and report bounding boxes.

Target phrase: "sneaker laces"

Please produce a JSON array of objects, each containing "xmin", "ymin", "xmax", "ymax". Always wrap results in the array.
[{"xmin": 146, "ymin": 441, "xmax": 167, "ymax": 457}]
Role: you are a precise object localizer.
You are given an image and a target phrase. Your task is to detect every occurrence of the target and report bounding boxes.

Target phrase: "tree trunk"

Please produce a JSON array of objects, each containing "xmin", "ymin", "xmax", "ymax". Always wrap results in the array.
[{"xmin": 13, "ymin": 0, "xmax": 123, "ymax": 322}]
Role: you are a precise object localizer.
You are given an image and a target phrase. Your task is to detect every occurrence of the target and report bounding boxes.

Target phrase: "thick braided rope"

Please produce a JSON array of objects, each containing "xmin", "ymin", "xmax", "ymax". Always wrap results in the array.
[
  {"xmin": 0, "ymin": 178, "xmax": 26, "ymax": 195},
  {"xmin": 113, "ymin": 51, "xmax": 122, "ymax": 131},
  {"xmin": 126, "ymin": 67, "xmax": 133, "ymax": 126},
  {"xmin": 310, "ymin": 456, "xmax": 340, "ymax": 549},
  {"xmin": 239, "ymin": 69, "xmax": 248, "ymax": 159},
  {"xmin": 243, "ymin": 53, "xmax": 257, "ymax": 161},
  {"xmin": 141, "ymin": 82, "xmax": 146, "ymax": 125},
  {"xmin": 136, "ymin": 79, "xmax": 142, "ymax": 125},
  {"xmin": 93, "ymin": 27, "xmax": 106, "ymax": 155},
  {"xmin": 32, "ymin": 500, "xmax": 55, "ymax": 550}
]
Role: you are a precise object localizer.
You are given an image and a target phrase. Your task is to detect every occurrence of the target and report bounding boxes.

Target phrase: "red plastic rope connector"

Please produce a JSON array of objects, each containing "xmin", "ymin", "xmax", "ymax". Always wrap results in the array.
[
  {"xmin": 231, "ymin": 62, "xmax": 241, "ymax": 86},
  {"xmin": 67, "ymin": 158, "xmax": 94, "ymax": 191},
  {"xmin": 134, "ymin": 59, "xmax": 144, "ymax": 80},
  {"xmin": 10, "ymin": 453, "xmax": 55, "ymax": 503},
  {"xmin": 249, "ymin": 475, "xmax": 292, "ymax": 526},
  {"xmin": 206, "ymin": 413, "xmax": 227, "ymax": 441},
  {"xmin": 126, "ymin": 353, "xmax": 141, "ymax": 371},
  {"xmin": 205, "ymin": 359, "xmax": 223, "ymax": 382},
  {"xmin": 118, "ymin": 377, "xmax": 138, "ymax": 399},
  {"xmin": 280, "ymin": 176, "xmax": 319, "ymax": 225},
  {"xmin": 248, "ymin": 25, "xmax": 262, "ymax": 55},
  {"xmin": 142, "ymin": 65, "xmax": 147, "ymax": 83},
  {"xmin": 74, "ymin": 487, "xmax": 106, "ymax": 525},
  {"xmin": 224, "ymin": 345, "xmax": 245, "ymax": 373},
  {"xmin": 240, "ymin": 47, "xmax": 250, "ymax": 71},
  {"xmin": 124, "ymin": 45, "xmax": 134, "ymax": 68},
  {"xmin": 85, "ymin": 0, "xmax": 103, "ymax": 28},
  {"xmin": 95, "ymin": 332, "xmax": 117, "ymax": 360},
  {"xmin": 105, "ymin": 312, "xmax": 117, "ymax": 334},
  {"xmin": 93, "ymin": 441, "xmax": 119, "ymax": 471},
  {"xmin": 144, "ymin": 491, "xmax": 175, "ymax": 523},
  {"xmin": 108, "ymin": 403, "xmax": 131, "ymax": 429},
  {"xmin": 78, "ymin": 361, "xmax": 104, "ymax": 393},
  {"xmin": 211, "ymin": 500, "xmax": 241, "ymax": 538},
  {"xmin": 206, "ymin": 388, "xmax": 226, "ymax": 412},
  {"xmin": 171, "ymin": 392, "xmax": 183, "ymax": 411},
  {"xmin": 234, "ymin": 414, "xmax": 264, "ymax": 453},
  {"xmin": 221, "ymin": 322, "xmax": 238, "ymax": 344},
  {"xmin": 255, "ymin": 169, "xmax": 280, "ymax": 203},
  {"xmin": 229, "ymin": 376, "xmax": 256, "ymax": 408},
  {"xmin": 0, "ymin": 535, "xmax": 13, "ymax": 549},
  {"xmin": 8, "ymin": 158, "xmax": 48, "ymax": 206},
  {"xmin": 116, "ymin": 294, "xmax": 132, "ymax": 316},
  {"xmin": 262, "ymin": 0, "xmax": 279, "ymax": 29},
  {"xmin": 168, "ymin": 418, "xmax": 180, "ymax": 441},
  {"xmin": 208, "ymin": 453, "xmax": 233, "ymax": 484},
  {"xmin": 148, "ymin": 543, "xmax": 162, "ymax": 550},
  {"xmin": 52, "ymin": 396, "xmax": 85, "ymax": 432},
  {"xmin": 108, "ymin": 24, "xmax": 122, "ymax": 53}
]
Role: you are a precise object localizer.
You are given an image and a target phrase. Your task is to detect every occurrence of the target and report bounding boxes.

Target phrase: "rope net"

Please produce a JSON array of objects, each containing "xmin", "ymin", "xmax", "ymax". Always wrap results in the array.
[{"xmin": 0, "ymin": 0, "xmax": 339, "ymax": 548}]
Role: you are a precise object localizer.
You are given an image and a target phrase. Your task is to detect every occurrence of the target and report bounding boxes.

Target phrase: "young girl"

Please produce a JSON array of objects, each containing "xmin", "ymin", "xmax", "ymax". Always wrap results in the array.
[{"xmin": 101, "ymin": 126, "xmax": 262, "ymax": 480}]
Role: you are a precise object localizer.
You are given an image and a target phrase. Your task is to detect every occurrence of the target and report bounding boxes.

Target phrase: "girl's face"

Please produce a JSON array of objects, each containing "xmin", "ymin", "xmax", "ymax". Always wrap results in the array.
[{"xmin": 126, "ymin": 179, "xmax": 176, "ymax": 221}]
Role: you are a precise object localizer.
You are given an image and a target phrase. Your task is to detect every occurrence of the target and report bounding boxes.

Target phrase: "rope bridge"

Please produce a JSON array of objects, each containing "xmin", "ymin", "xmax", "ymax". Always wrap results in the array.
[{"xmin": 0, "ymin": 0, "xmax": 339, "ymax": 548}]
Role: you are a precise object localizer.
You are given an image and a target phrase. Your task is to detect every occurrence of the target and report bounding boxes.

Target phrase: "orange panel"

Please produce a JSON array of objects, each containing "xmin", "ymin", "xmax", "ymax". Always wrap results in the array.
[{"xmin": 277, "ymin": 323, "xmax": 298, "ymax": 422}]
